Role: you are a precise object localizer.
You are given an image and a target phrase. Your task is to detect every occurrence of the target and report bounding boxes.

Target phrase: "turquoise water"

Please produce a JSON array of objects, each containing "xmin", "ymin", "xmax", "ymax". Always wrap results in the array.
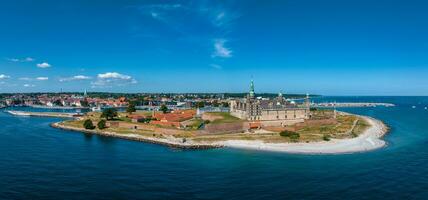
[{"xmin": 1, "ymin": 97, "xmax": 428, "ymax": 200}]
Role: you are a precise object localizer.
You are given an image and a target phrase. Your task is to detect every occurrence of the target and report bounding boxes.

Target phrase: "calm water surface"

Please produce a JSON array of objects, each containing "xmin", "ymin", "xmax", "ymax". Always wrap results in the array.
[{"xmin": 1, "ymin": 97, "xmax": 428, "ymax": 200}]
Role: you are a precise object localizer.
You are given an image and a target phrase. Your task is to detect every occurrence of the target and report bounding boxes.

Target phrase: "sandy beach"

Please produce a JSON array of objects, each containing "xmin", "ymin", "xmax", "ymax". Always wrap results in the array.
[{"xmin": 218, "ymin": 116, "xmax": 388, "ymax": 154}]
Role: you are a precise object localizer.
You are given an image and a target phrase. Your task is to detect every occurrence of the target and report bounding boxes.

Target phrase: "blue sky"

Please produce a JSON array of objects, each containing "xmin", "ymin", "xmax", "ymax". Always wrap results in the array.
[{"xmin": 0, "ymin": 0, "xmax": 428, "ymax": 95}]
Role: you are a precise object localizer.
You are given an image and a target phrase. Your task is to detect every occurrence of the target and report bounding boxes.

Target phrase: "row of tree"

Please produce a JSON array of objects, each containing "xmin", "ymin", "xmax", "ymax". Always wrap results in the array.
[{"xmin": 83, "ymin": 119, "xmax": 106, "ymax": 130}]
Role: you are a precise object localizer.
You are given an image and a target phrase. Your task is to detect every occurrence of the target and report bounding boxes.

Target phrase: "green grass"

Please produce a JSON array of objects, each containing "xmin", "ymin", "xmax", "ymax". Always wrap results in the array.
[
  {"xmin": 294, "ymin": 114, "xmax": 369, "ymax": 141},
  {"xmin": 187, "ymin": 118, "xmax": 204, "ymax": 130},
  {"xmin": 208, "ymin": 112, "xmax": 242, "ymax": 124}
]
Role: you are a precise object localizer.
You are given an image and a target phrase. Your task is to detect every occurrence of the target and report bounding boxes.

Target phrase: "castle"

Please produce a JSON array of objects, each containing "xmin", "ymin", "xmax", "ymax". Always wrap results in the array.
[{"xmin": 229, "ymin": 80, "xmax": 310, "ymax": 126}]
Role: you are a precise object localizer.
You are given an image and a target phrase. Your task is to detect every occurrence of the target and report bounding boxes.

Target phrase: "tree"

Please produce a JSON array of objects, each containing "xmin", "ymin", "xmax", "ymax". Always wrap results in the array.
[
  {"xmin": 138, "ymin": 116, "xmax": 152, "ymax": 123},
  {"xmin": 126, "ymin": 102, "xmax": 136, "ymax": 114},
  {"xmin": 159, "ymin": 104, "xmax": 168, "ymax": 114},
  {"xmin": 53, "ymin": 99, "xmax": 63, "ymax": 106},
  {"xmin": 83, "ymin": 119, "xmax": 95, "ymax": 130},
  {"xmin": 323, "ymin": 134, "xmax": 331, "ymax": 141},
  {"xmin": 101, "ymin": 108, "xmax": 118, "ymax": 120},
  {"xmin": 212, "ymin": 101, "xmax": 220, "ymax": 107},
  {"xmin": 279, "ymin": 130, "xmax": 300, "ymax": 141},
  {"xmin": 195, "ymin": 101, "xmax": 205, "ymax": 108},
  {"xmin": 80, "ymin": 99, "xmax": 89, "ymax": 107},
  {"xmin": 97, "ymin": 119, "xmax": 107, "ymax": 129}
]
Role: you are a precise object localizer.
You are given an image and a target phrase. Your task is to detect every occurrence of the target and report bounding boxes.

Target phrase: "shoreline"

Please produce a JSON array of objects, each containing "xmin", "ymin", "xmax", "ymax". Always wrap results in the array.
[
  {"xmin": 50, "ymin": 122, "xmax": 222, "ymax": 150},
  {"xmin": 218, "ymin": 116, "xmax": 388, "ymax": 154},
  {"xmin": 49, "ymin": 114, "xmax": 389, "ymax": 154}
]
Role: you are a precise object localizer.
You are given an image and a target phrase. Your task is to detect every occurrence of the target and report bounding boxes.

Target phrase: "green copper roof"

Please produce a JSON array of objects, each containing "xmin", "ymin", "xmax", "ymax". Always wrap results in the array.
[{"xmin": 249, "ymin": 79, "xmax": 255, "ymax": 97}]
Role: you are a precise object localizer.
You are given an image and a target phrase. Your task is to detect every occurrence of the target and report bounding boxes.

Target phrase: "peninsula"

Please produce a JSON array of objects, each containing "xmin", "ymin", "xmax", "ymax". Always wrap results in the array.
[{"xmin": 11, "ymin": 80, "xmax": 386, "ymax": 154}]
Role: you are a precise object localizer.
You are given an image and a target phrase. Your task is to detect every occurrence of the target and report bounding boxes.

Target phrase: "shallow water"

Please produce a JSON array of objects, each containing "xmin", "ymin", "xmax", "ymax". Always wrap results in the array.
[{"xmin": 1, "ymin": 97, "xmax": 428, "ymax": 200}]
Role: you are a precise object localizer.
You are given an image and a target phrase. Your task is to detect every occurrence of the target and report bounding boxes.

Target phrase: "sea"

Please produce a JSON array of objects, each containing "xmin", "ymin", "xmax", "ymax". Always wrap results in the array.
[{"xmin": 0, "ymin": 96, "xmax": 427, "ymax": 200}]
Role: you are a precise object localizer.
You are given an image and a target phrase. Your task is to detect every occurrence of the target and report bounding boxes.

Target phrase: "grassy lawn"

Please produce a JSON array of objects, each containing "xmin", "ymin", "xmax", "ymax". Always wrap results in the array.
[
  {"xmin": 62, "ymin": 120, "xmax": 84, "ymax": 128},
  {"xmin": 207, "ymin": 112, "xmax": 242, "ymax": 124},
  {"xmin": 186, "ymin": 118, "xmax": 204, "ymax": 130},
  {"xmin": 294, "ymin": 114, "xmax": 368, "ymax": 140}
]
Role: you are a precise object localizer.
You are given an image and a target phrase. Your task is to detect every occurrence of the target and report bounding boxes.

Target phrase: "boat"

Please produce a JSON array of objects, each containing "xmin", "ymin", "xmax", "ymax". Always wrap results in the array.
[{"xmin": 91, "ymin": 107, "xmax": 102, "ymax": 112}]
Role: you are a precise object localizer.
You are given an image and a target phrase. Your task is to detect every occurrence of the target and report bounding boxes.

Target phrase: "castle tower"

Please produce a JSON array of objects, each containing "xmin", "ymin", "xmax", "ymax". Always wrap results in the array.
[
  {"xmin": 249, "ymin": 79, "xmax": 255, "ymax": 99},
  {"xmin": 305, "ymin": 93, "xmax": 310, "ymax": 108}
]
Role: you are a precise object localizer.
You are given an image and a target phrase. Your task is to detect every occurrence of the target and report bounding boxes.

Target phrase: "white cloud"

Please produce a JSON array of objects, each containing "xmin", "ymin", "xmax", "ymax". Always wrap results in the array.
[
  {"xmin": 19, "ymin": 77, "xmax": 49, "ymax": 81},
  {"xmin": 0, "ymin": 74, "xmax": 10, "ymax": 79},
  {"xmin": 37, "ymin": 62, "xmax": 51, "ymax": 68},
  {"xmin": 98, "ymin": 72, "xmax": 132, "ymax": 79},
  {"xmin": 6, "ymin": 57, "xmax": 34, "ymax": 62},
  {"xmin": 59, "ymin": 75, "xmax": 91, "ymax": 82},
  {"xmin": 23, "ymin": 84, "xmax": 35, "ymax": 87},
  {"xmin": 25, "ymin": 57, "xmax": 34, "ymax": 62},
  {"xmin": 19, "ymin": 77, "xmax": 31, "ymax": 81},
  {"xmin": 212, "ymin": 39, "xmax": 232, "ymax": 58},
  {"xmin": 210, "ymin": 64, "xmax": 222, "ymax": 69},
  {"xmin": 134, "ymin": 3, "xmax": 238, "ymax": 59},
  {"xmin": 7, "ymin": 58, "xmax": 20, "ymax": 62},
  {"xmin": 137, "ymin": 4, "xmax": 182, "ymax": 23},
  {"xmin": 36, "ymin": 77, "xmax": 49, "ymax": 81},
  {"xmin": 91, "ymin": 72, "xmax": 137, "ymax": 88}
]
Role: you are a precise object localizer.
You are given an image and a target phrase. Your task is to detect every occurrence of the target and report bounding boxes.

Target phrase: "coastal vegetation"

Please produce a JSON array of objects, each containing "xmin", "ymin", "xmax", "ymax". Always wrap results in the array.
[
  {"xmin": 101, "ymin": 108, "xmax": 118, "ymax": 120},
  {"xmin": 159, "ymin": 104, "xmax": 168, "ymax": 113},
  {"xmin": 279, "ymin": 130, "xmax": 300, "ymax": 141},
  {"xmin": 83, "ymin": 119, "xmax": 95, "ymax": 130},
  {"xmin": 126, "ymin": 102, "xmax": 136, "ymax": 113},
  {"xmin": 97, "ymin": 119, "xmax": 107, "ymax": 129}
]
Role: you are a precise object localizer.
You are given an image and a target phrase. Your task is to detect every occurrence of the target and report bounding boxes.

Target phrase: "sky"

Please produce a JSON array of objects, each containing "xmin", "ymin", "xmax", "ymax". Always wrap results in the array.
[{"xmin": 0, "ymin": 0, "xmax": 428, "ymax": 95}]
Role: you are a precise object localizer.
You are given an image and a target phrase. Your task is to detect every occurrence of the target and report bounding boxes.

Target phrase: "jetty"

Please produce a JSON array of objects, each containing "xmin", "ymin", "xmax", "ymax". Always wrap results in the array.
[
  {"xmin": 7, "ymin": 110, "xmax": 79, "ymax": 118},
  {"xmin": 313, "ymin": 102, "xmax": 395, "ymax": 108},
  {"xmin": 29, "ymin": 105, "xmax": 83, "ymax": 110}
]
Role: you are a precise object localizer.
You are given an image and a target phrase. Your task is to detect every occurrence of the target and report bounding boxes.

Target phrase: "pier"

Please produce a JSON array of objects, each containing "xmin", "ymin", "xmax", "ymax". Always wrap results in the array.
[{"xmin": 312, "ymin": 102, "xmax": 395, "ymax": 108}]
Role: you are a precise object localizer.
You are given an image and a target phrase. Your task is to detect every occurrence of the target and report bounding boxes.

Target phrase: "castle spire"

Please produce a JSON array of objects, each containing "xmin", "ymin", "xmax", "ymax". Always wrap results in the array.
[{"xmin": 249, "ymin": 79, "xmax": 255, "ymax": 98}]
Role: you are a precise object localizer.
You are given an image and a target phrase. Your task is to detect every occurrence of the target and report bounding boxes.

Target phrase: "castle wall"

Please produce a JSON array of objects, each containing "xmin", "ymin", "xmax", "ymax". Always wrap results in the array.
[{"xmin": 260, "ymin": 119, "xmax": 304, "ymax": 127}]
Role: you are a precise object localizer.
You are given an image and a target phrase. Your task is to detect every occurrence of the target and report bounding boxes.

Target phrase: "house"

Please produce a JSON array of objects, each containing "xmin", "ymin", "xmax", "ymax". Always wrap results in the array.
[{"xmin": 150, "ymin": 109, "xmax": 196, "ymax": 128}]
